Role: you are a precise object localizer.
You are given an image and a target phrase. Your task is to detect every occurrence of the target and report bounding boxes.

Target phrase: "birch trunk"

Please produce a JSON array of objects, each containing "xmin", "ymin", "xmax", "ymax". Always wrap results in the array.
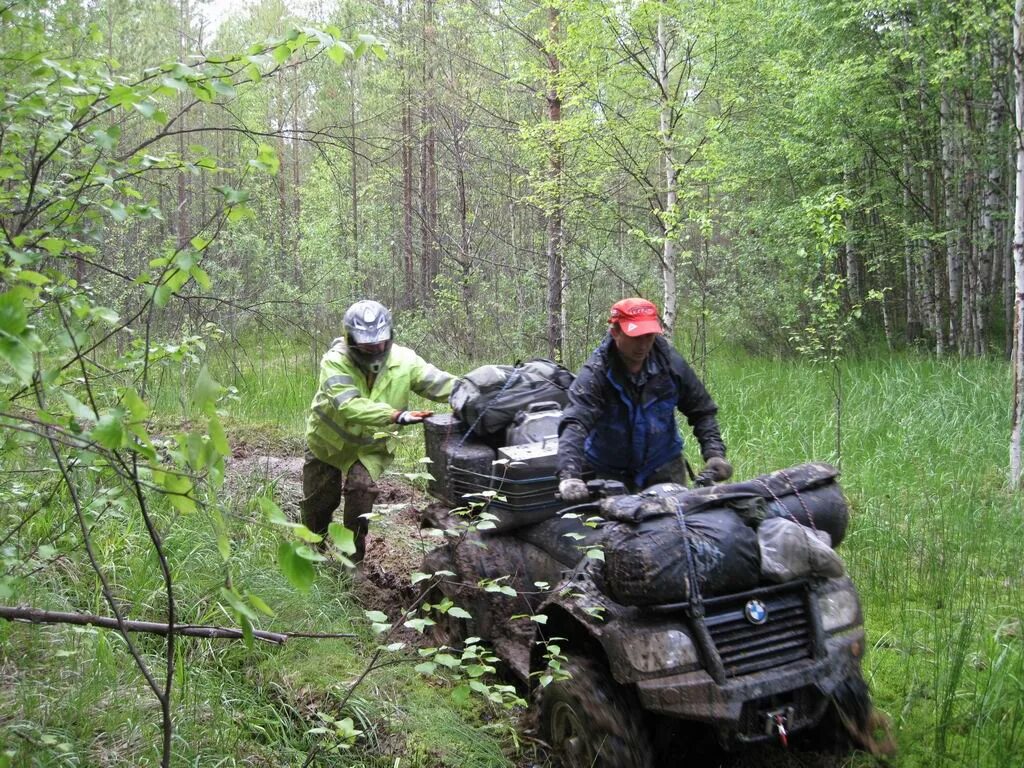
[
  {"xmin": 292, "ymin": 67, "xmax": 303, "ymax": 290},
  {"xmin": 544, "ymin": 4, "xmax": 564, "ymax": 360},
  {"xmin": 1009, "ymin": 0, "xmax": 1024, "ymax": 486},
  {"xmin": 657, "ymin": 15, "xmax": 678, "ymax": 336},
  {"xmin": 420, "ymin": 0, "xmax": 438, "ymax": 301}
]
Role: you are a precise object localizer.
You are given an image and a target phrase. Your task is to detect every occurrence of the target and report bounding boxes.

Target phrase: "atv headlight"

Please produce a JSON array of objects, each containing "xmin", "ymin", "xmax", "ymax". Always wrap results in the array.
[
  {"xmin": 817, "ymin": 580, "xmax": 862, "ymax": 634},
  {"xmin": 623, "ymin": 628, "xmax": 701, "ymax": 674}
]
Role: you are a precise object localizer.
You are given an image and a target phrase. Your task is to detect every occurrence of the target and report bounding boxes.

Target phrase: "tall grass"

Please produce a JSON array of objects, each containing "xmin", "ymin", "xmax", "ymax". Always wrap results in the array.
[{"xmin": 708, "ymin": 351, "xmax": 1024, "ymax": 768}]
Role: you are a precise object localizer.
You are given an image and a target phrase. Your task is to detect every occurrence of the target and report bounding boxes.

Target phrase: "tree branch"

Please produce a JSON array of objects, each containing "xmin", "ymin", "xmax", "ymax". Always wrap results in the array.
[{"xmin": 0, "ymin": 605, "xmax": 356, "ymax": 643}]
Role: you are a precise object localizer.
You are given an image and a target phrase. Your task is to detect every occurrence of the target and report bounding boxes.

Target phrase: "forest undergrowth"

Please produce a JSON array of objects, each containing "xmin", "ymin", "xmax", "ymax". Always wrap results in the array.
[{"xmin": 2, "ymin": 340, "xmax": 1022, "ymax": 768}]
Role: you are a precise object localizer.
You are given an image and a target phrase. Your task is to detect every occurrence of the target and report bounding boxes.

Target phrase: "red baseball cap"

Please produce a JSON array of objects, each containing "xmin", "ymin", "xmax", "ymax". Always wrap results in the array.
[{"xmin": 609, "ymin": 298, "xmax": 663, "ymax": 336}]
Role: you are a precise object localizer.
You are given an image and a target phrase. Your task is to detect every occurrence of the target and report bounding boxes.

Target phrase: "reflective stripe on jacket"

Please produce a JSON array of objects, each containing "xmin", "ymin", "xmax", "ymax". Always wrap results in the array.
[{"xmin": 305, "ymin": 341, "xmax": 455, "ymax": 479}]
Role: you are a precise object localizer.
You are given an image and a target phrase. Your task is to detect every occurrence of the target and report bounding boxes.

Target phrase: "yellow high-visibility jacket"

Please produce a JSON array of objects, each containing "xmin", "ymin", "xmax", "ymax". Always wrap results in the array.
[{"xmin": 305, "ymin": 340, "xmax": 455, "ymax": 479}]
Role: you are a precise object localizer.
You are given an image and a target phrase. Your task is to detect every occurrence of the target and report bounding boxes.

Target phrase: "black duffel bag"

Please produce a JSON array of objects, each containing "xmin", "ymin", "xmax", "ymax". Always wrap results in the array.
[{"xmin": 450, "ymin": 359, "xmax": 573, "ymax": 437}]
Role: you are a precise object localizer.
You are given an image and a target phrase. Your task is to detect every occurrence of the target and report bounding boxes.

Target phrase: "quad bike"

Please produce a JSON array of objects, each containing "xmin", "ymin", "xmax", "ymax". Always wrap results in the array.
[{"xmin": 419, "ymin": 413, "xmax": 894, "ymax": 767}]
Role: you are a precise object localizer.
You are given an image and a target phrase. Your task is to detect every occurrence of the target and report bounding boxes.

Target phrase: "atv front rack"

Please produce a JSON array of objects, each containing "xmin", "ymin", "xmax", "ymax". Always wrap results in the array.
[{"xmin": 646, "ymin": 580, "xmax": 825, "ymax": 684}]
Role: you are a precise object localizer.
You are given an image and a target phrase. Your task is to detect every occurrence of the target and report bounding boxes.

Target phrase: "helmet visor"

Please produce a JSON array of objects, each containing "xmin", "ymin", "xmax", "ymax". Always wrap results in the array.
[{"xmin": 347, "ymin": 325, "xmax": 391, "ymax": 345}]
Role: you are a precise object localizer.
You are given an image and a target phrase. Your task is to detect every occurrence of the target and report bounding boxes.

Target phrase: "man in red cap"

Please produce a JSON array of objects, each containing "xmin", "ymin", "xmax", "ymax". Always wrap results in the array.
[{"xmin": 557, "ymin": 297, "xmax": 731, "ymax": 500}]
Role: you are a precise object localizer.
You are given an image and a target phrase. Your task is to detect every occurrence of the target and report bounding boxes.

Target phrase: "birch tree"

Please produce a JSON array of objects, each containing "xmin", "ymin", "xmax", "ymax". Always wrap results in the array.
[{"xmin": 1010, "ymin": 0, "xmax": 1024, "ymax": 486}]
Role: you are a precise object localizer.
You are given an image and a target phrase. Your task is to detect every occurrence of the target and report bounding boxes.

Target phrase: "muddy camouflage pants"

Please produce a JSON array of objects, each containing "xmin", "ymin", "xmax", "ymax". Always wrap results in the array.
[{"xmin": 300, "ymin": 451, "xmax": 379, "ymax": 562}]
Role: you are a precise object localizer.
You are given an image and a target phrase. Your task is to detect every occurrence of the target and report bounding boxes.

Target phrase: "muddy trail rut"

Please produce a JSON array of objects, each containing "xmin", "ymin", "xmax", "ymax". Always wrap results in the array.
[{"xmin": 227, "ymin": 451, "xmax": 863, "ymax": 768}]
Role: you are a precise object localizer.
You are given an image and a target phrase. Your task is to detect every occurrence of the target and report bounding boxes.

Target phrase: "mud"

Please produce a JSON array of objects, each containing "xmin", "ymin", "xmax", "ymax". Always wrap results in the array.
[
  {"xmin": 227, "ymin": 452, "xmax": 440, "ymax": 618},
  {"xmin": 226, "ymin": 451, "xmax": 856, "ymax": 768}
]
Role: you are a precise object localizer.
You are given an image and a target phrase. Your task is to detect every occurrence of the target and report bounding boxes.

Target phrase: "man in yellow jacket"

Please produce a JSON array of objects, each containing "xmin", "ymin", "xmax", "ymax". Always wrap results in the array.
[{"xmin": 303, "ymin": 300, "xmax": 456, "ymax": 562}]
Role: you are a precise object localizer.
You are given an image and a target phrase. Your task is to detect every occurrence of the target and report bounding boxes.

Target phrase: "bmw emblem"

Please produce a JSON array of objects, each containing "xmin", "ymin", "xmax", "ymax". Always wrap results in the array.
[{"xmin": 745, "ymin": 599, "xmax": 768, "ymax": 625}]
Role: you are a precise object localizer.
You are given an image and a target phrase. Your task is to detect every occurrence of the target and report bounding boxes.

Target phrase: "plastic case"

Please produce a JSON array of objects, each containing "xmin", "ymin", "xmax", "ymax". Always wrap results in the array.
[
  {"xmin": 423, "ymin": 414, "xmax": 563, "ymax": 531},
  {"xmin": 505, "ymin": 401, "xmax": 562, "ymax": 445}
]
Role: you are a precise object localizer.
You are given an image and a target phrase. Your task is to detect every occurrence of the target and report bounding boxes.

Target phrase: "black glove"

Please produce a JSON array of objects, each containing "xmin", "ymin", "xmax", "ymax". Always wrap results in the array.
[
  {"xmin": 558, "ymin": 478, "xmax": 590, "ymax": 502},
  {"xmin": 393, "ymin": 410, "xmax": 433, "ymax": 425},
  {"xmin": 695, "ymin": 456, "xmax": 733, "ymax": 487}
]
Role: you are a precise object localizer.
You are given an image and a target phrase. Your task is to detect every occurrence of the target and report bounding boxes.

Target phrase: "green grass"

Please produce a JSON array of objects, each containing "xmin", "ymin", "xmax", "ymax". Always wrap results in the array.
[
  {"xmin": 4, "ymin": 342, "xmax": 1024, "ymax": 767},
  {"xmin": 707, "ymin": 351, "xmax": 1024, "ymax": 768}
]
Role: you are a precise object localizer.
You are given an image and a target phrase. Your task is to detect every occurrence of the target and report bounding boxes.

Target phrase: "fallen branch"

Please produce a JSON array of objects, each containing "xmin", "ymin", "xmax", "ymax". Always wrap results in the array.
[{"xmin": 0, "ymin": 605, "xmax": 355, "ymax": 644}]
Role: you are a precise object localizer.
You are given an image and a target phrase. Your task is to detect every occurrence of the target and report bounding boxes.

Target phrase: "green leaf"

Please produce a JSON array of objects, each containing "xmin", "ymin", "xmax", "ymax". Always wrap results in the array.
[
  {"xmin": 278, "ymin": 541, "xmax": 314, "ymax": 593},
  {"xmin": 208, "ymin": 414, "xmax": 229, "ymax": 456},
  {"xmin": 122, "ymin": 388, "xmax": 150, "ymax": 421},
  {"xmin": 220, "ymin": 586, "xmax": 257, "ymax": 621},
  {"xmin": 91, "ymin": 408, "xmax": 126, "ymax": 450},
  {"xmin": 134, "ymin": 101, "xmax": 158, "ymax": 119},
  {"xmin": 91, "ymin": 306, "xmax": 119, "ymax": 324},
  {"xmin": 294, "ymin": 544, "xmax": 325, "ymax": 562},
  {"xmin": 403, "ymin": 617, "xmax": 435, "ymax": 633},
  {"xmin": 414, "ymin": 661, "xmax": 437, "ymax": 675},
  {"xmin": 327, "ymin": 43, "xmax": 350, "ymax": 64},
  {"xmin": 210, "ymin": 79, "xmax": 237, "ymax": 98},
  {"xmin": 160, "ymin": 76, "xmax": 188, "ymax": 93},
  {"xmin": 38, "ymin": 237, "xmax": 66, "ymax": 256},
  {"xmin": 190, "ymin": 265, "xmax": 212, "ymax": 291},
  {"xmin": 227, "ymin": 204, "xmax": 254, "ymax": 223},
  {"xmin": 192, "ymin": 365, "xmax": 223, "ymax": 413},
  {"xmin": 103, "ymin": 201, "xmax": 127, "ymax": 222},
  {"xmin": 107, "ymin": 85, "xmax": 139, "ymax": 107},
  {"xmin": 249, "ymin": 143, "xmax": 279, "ymax": 175},
  {"xmin": 91, "ymin": 125, "xmax": 121, "ymax": 151},
  {"xmin": 217, "ymin": 531, "xmax": 231, "ymax": 560},
  {"xmin": 161, "ymin": 472, "xmax": 196, "ymax": 514},
  {"xmin": 272, "ymin": 43, "xmax": 291, "ymax": 63},
  {"xmin": 247, "ymin": 593, "xmax": 275, "ymax": 617},
  {"xmin": 448, "ymin": 607, "xmax": 472, "ymax": 620},
  {"xmin": 364, "ymin": 610, "xmax": 388, "ymax": 623},
  {"xmin": 213, "ymin": 185, "xmax": 249, "ymax": 205},
  {"xmin": 328, "ymin": 522, "xmax": 356, "ymax": 554},
  {"xmin": 0, "ymin": 336, "xmax": 33, "ymax": 384},
  {"xmin": 0, "ymin": 290, "xmax": 28, "ymax": 336},
  {"xmin": 434, "ymin": 653, "xmax": 458, "ymax": 668},
  {"xmin": 259, "ymin": 496, "xmax": 288, "ymax": 525},
  {"xmin": 62, "ymin": 392, "xmax": 97, "ymax": 422},
  {"xmin": 292, "ymin": 524, "xmax": 323, "ymax": 544}
]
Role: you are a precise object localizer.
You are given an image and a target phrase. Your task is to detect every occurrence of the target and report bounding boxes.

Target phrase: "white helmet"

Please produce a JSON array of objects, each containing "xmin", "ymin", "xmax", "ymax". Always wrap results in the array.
[{"xmin": 343, "ymin": 300, "xmax": 393, "ymax": 374}]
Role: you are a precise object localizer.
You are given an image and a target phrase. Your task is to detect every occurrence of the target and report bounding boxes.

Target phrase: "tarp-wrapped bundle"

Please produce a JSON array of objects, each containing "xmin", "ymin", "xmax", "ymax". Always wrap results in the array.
[
  {"xmin": 686, "ymin": 462, "xmax": 849, "ymax": 547},
  {"xmin": 758, "ymin": 518, "xmax": 845, "ymax": 582},
  {"xmin": 597, "ymin": 463, "xmax": 849, "ymax": 606},
  {"xmin": 602, "ymin": 500, "xmax": 761, "ymax": 605}
]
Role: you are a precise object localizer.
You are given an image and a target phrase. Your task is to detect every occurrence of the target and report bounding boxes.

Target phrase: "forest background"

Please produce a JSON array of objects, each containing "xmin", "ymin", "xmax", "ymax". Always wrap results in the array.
[{"xmin": 1, "ymin": 0, "xmax": 1023, "ymax": 766}]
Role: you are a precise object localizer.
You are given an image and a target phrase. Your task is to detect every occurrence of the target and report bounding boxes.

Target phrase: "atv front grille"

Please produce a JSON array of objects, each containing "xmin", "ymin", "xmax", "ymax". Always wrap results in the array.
[{"xmin": 703, "ymin": 585, "xmax": 813, "ymax": 678}]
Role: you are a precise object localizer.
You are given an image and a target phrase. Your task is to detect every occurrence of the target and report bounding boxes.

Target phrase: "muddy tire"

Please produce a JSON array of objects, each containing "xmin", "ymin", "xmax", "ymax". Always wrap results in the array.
[
  {"xmin": 421, "ymin": 545, "xmax": 473, "ymax": 647},
  {"xmin": 539, "ymin": 654, "xmax": 654, "ymax": 768},
  {"xmin": 797, "ymin": 674, "xmax": 896, "ymax": 758}
]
